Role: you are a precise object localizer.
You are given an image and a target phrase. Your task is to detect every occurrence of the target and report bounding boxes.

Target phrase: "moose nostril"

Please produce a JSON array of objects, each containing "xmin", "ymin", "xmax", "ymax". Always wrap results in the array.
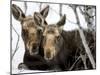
[
  {"xmin": 32, "ymin": 43, "xmax": 38, "ymax": 49},
  {"xmin": 46, "ymin": 51, "xmax": 51, "ymax": 59},
  {"xmin": 32, "ymin": 46, "xmax": 38, "ymax": 55},
  {"xmin": 33, "ymin": 46, "xmax": 37, "ymax": 50},
  {"xmin": 32, "ymin": 45, "xmax": 36, "ymax": 51},
  {"xmin": 32, "ymin": 44, "xmax": 39, "ymax": 54}
]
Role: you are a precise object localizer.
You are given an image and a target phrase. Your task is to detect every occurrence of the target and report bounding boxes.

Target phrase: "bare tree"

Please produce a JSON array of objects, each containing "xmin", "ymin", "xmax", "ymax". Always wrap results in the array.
[
  {"xmin": 69, "ymin": 5, "xmax": 96, "ymax": 68},
  {"xmin": 80, "ymin": 53, "xmax": 87, "ymax": 69}
]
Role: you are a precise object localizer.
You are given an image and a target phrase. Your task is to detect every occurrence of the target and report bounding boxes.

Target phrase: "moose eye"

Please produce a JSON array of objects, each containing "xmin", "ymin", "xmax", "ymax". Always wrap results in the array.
[{"xmin": 37, "ymin": 29, "xmax": 42, "ymax": 34}]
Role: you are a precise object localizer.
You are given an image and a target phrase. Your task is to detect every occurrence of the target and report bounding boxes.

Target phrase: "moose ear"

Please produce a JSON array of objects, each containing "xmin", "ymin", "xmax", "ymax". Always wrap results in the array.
[
  {"xmin": 34, "ymin": 12, "xmax": 44, "ymax": 26},
  {"xmin": 40, "ymin": 5, "xmax": 49, "ymax": 18},
  {"xmin": 11, "ymin": 4, "xmax": 25, "ymax": 21},
  {"xmin": 56, "ymin": 14, "xmax": 66, "ymax": 27}
]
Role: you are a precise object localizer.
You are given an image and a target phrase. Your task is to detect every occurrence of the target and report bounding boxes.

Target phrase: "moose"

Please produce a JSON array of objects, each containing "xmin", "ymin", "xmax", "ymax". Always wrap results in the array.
[
  {"xmin": 12, "ymin": 4, "xmax": 51, "ymax": 70},
  {"xmin": 41, "ymin": 15, "xmax": 96, "ymax": 70}
]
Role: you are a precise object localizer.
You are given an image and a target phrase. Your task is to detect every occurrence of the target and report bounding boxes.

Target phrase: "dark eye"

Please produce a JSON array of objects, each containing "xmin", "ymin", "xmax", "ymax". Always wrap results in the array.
[{"xmin": 38, "ymin": 29, "xmax": 42, "ymax": 34}]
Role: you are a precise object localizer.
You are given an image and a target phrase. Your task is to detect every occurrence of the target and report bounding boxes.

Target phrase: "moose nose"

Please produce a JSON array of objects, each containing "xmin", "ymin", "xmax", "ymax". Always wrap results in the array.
[
  {"xmin": 32, "ymin": 45, "xmax": 37, "ymax": 50},
  {"xmin": 32, "ymin": 44, "xmax": 39, "ymax": 54},
  {"xmin": 45, "ymin": 50, "xmax": 52, "ymax": 60},
  {"xmin": 46, "ymin": 51, "xmax": 51, "ymax": 58}
]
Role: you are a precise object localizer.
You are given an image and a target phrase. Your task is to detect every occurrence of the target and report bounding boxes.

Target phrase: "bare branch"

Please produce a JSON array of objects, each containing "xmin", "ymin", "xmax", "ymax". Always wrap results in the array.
[
  {"xmin": 59, "ymin": 4, "xmax": 62, "ymax": 17},
  {"xmin": 80, "ymin": 54, "xmax": 88, "ymax": 69},
  {"xmin": 24, "ymin": 2, "xmax": 27, "ymax": 14},
  {"xmin": 79, "ymin": 7, "xmax": 85, "ymax": 15},
  {"xmin": 12, "ymin": 25, "xmax": 20, "ymax": 60},
  {"xmin": 39, "ymin": 3, "xmax": 42, "ymax": 11},
  {"xmin": 69, "ymin": 56, "xmax": 81, "ymax": 70},
  {"xmin": 79, "ymin": 6, "xmax": 96, "ymax": 31},
  {"xmin": 69, "ymin": 5, "xmax": 78, "ymax": 11}
]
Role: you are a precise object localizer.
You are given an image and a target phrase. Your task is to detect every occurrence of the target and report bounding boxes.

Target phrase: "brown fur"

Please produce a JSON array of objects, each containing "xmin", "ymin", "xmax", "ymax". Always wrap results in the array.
[{"xmin": 21, "ymin": 16, "xmax": 42, "ymax": 55}]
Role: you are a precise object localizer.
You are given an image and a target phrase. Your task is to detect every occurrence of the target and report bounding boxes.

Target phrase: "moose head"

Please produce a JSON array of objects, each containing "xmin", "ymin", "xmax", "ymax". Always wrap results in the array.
[
  {"xmin": 12, "ymin": 4, "xmax": 49, "ymax": 55},
  {"xmin": 42, "ymin": 15, "xmax": 66, "ymax": 60}
]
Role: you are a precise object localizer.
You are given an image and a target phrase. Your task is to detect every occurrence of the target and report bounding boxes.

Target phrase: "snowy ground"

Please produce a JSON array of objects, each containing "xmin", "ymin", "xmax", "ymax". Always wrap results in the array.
[
  {"xmin": 12, "ymin": 69, "xmax": 49, "ymax": 74},
  {"xmin": 11, "ymin": 1, "xmax": 89, "ymax": 74}
]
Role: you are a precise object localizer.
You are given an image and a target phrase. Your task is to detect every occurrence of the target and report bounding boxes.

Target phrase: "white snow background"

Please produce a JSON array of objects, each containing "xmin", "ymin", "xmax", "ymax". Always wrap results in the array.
[{"xmin": 11, "ymin": 1, "xmax": 92, "ymax": 74}]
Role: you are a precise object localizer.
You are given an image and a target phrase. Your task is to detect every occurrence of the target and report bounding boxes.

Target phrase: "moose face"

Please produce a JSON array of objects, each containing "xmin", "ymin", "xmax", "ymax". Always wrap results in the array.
[
  {"xmin": 21, "ymin": 16, "xmax": 43, "ymax": 55},
  {"xmin": 12, "ymin": 4, "xmax": 49, "ymax": 55},
  {"xmin": 42, "ymin": 15, "xmax": 66, "ymax": 60}
]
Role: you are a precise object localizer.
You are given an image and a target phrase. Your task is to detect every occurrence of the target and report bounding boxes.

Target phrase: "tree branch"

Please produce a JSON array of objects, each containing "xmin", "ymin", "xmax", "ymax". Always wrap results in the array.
[
  {"xmin": 39, "ymin": 3, "xmax": 42, "ymax": 11},
  {"xmin": 59, "ymin": 4, "xmax": 62, "ymax": 17},
  {"xmin": 12, "ymin": 25, "xmax": 20, "ymax": 60},
  {"xmin": 79, "ymin": 6, "xmax": 96, "ymax": 31},
  {"xmin": 69, "ymin": 56, "xmax": 81, "ymax": 70},
  {"xmin": 80, "ymin": 54, "xmax": 87, "ymax": 69},
  {"xmin": 24, "ymin": 1, "xmax": 27, "ymax": 14}
]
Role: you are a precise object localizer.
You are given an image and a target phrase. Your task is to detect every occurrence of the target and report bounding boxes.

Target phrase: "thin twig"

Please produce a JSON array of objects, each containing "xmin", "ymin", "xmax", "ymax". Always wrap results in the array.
[
  {"xmin": 59, "ymin": 4, "xmax": 62, "ymax": 17},
  {"xmin": 12, "ymin": 47, "xmax": 19, "ymax": 59},
  {"xmin": 79, "ymin": 6, "xmax": 85, "ymax": 15},
  {"xmin": 12, "ymin": 2, "xmax": 28, "ymax": 60},
  {"xmin": 24, "ymin": 2, "xmax": 27, "ymax": 14},
  {"xmin": 39, "ymin": 3, "xmax": 42, "ymax": 11},
  {"xmin": 69, "ymin": 56, "xmax": 81, "ymax": 70},
  {"xmin": 12, "ymin": 25, "xmax": 20, "ymax": 60},
  {"xmin": 50, "ymin": 7, "xmax": 59, "ymax": 15}
]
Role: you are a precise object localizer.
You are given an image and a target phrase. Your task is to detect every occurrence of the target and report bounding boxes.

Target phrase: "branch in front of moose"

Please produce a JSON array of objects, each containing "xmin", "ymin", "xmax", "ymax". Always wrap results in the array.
[
  {"xmin": 39, "ymin": 3, "xmax": 42, "ymax": 11},
  {"xmin": 69, "ymin": 56, "xmax": 81, "ymax": 70},
  {"xmin": 80, "ymin": 53, "xmax": 88, "ymax": 69},
  {"xmin": 69, "ymin": 5, "xmax": 96, "ymax": 69},
  {"xmin": 12, "ymin": 25, "xmax": 20, "ymax": 60}
]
